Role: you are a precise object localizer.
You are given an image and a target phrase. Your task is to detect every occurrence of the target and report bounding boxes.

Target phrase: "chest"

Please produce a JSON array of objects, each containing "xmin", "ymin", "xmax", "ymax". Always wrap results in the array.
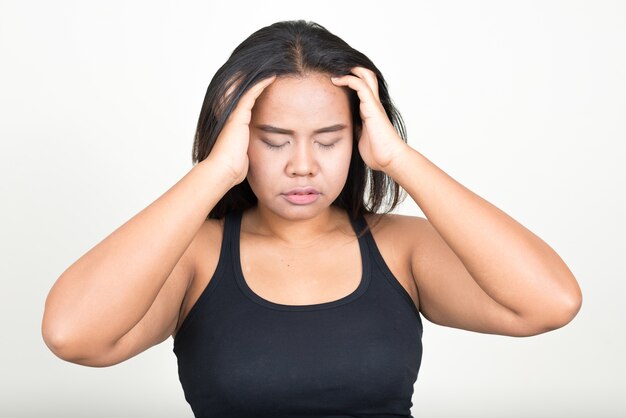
[
  {"xmin": 173, "ymin": 214, "xmax": 424, "ymax": 416},
  {"xmin": 174, "ymin": 264, "xmax": 423, "ymax": 417},
  {"xmin": 191, "ymin": 221, "xmax": 418, "ymax": 313},
  {"xmin": 239, "ymin": 233, "xmax": 367, "ymax": 306}
]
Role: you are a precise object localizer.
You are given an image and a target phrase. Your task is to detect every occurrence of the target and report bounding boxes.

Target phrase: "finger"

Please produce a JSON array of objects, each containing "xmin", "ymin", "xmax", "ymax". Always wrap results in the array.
[
  {"xmin": 229, "ymin": 75, "xmax": 277, "ymax": 124},
  {"xmin": 249, "ymin": 75, "xmax": 277, "ymax": 97},
  {"xmin": 349, "ymin": 67, "xmax": 380, "ymax": 101},
  {"xmin": 240, "ymin": 75, "xmax": 277, "ymax": 108},
  {"xmin": 330, "ymin": 73, "xmax": 378, "ymax": 113}
]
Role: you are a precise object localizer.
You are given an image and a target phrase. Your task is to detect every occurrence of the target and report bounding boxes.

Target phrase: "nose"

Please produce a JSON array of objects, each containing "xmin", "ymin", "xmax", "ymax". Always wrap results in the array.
[{"xmin": 286, "ymin": 141, "xmax": 318, "ymax": 177}]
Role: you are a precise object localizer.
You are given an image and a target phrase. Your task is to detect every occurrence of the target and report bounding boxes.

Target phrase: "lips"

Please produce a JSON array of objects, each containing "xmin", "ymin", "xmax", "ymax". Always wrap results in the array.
[
  {"xmin": 283, "ymin": 187, "xmax": 320, "ymax": 195},
  {"xmin": 282, "ymin": 188, "xmax": 321, "ymax": 205}
]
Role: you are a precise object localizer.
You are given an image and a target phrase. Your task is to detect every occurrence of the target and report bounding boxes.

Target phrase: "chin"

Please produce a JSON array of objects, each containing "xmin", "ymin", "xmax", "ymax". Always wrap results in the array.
[{"xmin": 260, "ymin": 196, "xmax": 333, "ymax": 219}]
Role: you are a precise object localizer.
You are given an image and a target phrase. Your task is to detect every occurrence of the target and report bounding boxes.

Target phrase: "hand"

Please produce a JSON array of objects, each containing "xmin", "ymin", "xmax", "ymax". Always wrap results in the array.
[
  {"xmin": 330, "ymin": 68, "xmax": 408, "ymax": 172},
  {"xmin": 208, "ymin": 75, "xmax": 277, "ymax": 185}
]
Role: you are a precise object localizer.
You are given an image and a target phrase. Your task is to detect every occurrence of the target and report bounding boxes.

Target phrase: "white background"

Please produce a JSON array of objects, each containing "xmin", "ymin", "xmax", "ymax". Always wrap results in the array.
[{"xmin": 1, "ymin": 1, "xmax": 625, "ymax": 417}]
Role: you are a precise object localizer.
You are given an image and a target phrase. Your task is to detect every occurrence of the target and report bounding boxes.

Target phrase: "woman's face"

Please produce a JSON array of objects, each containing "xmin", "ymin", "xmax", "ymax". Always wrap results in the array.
[{"xmin": 246, "ymin": 72, "xmax": 353, "ymax": 220}]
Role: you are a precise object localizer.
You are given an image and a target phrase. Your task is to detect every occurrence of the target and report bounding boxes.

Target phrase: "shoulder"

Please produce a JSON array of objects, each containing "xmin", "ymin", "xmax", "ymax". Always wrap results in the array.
[
  {"xmin": 365, "ymin": 213, "xmax": 453, "ymax": 262},
  {"xmin": 362, "ymin": 212, "xmax": 432, "ymax": 263},
  {"xmin": 361, "ymin": 212, "xmax": 427, "ymax": 311},
  {"xmin": 362, "ymin": 212, "xmax": 441, "ymax": 266},
  {"xmin": 363, "ymin": 212, "xmax": 429, "ymax": 241}
]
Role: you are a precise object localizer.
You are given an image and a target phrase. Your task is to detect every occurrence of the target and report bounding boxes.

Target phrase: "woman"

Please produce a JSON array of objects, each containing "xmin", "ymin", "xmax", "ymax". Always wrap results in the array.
[{"xmin": 42, "ymin": 20, "xmax": 582, "ymax": 417}]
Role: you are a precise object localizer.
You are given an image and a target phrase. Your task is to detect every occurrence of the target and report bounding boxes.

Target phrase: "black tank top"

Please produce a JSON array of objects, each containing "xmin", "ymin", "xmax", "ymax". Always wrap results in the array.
[{"xmin": 173, "ymin": 209, "xmax": 423, "ymax": 417}]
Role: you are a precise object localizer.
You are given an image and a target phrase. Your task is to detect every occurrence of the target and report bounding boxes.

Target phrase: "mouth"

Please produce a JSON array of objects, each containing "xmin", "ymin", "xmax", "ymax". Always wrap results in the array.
[
  {"xmin": 283, "ymin": 187, "xmax": 320, "ymax": 196},
  {"xmin": 281, "ymin": 187, "xmax": 321, "ymax": 205}
]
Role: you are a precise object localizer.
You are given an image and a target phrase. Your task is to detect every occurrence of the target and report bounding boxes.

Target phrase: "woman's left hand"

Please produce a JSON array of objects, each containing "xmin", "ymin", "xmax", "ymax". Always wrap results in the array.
[{"xmin": 331, "ymin": 67, "xmax": 408, "ymax": 172}]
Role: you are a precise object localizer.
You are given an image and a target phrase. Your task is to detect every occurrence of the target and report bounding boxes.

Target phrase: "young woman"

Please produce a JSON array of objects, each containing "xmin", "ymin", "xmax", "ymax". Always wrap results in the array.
[{"xmin": 42, "ymin": 20, "xmax": 582, "ymax": 417}]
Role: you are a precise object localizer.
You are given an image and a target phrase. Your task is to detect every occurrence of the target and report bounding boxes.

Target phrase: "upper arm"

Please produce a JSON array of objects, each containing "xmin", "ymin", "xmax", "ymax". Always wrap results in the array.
[
  {"xmin": 408, "ymin": 216, "xmax": 531, "ymax": 336},
  {"xmin": 90, "ymin": 228, "xmax": 201, "ymax": 367}
]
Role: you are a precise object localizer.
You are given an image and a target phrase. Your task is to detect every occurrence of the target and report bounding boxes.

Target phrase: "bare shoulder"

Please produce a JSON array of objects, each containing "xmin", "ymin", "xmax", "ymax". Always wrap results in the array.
[
  {"xmin": 363, "ymin": 212, "xmax": 461, "ymax": 274},
  {"xmin": 361, "ymin": 212, "xmax": 428, "ymax": 311},
  {"xmin": 363, "ymin": 211, "xmax": 429, "ymax": 246}
]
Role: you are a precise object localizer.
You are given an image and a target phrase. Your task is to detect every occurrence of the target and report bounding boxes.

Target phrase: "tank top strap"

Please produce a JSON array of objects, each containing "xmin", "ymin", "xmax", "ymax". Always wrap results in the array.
[
  {"xmin": 173, "ymin": 208, "xmax": 423, "ymax": 416},
  {"xmin": 223, "ymin": 209, "xmax": 243, "ymax": 244},
  {"xmin": 353, "ymin": 211, "xmax": 421, "ymax": 319},
  {"xmin": 350, "ymin": 212, "xmax": 370, "ymax": 240}
]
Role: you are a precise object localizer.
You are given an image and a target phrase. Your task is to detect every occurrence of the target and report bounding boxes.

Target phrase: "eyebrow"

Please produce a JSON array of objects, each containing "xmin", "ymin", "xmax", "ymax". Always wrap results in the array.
[{"xmin": 254, "ymin": 124, "xmax": 348, "ymax": 135}]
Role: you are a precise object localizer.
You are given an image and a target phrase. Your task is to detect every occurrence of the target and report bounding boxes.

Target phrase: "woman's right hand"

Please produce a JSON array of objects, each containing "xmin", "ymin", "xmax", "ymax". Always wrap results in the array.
[{"xmin": 208, "ymin": 75, "xmax": 277, "ymax": 186}]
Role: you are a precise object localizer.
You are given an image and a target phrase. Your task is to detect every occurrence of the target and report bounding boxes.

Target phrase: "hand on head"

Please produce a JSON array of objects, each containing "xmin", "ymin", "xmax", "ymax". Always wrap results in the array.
[
  {"xmin": 331, "ymin": 67, "xmax": 407, "ymax": 172},
  {"xmin": 208, "ymin": 76, "xmax": 277, "ymax": 186}
]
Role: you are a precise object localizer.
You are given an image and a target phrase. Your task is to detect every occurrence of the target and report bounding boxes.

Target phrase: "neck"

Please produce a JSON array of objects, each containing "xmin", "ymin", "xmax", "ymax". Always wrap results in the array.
[{"xmin": 244, "ymin": 205, "xmax": 347, "ymax": 248}]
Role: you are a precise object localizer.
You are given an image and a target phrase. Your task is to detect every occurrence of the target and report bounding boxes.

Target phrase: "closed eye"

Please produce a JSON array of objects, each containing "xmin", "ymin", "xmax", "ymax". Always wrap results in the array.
[
  {"xmin": 263, "ymin": 141, "xmax": 286, "ymax": 150},
  {"xmin": 262, "ymin": 140, "xmax": 337, "ymax": 150}
]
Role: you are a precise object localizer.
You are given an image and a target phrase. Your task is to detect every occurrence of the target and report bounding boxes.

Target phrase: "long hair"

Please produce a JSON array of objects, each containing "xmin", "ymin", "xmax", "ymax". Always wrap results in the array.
[{"xmin": 193, "ymin": 20, "xmax": 408, "ymax": 226}]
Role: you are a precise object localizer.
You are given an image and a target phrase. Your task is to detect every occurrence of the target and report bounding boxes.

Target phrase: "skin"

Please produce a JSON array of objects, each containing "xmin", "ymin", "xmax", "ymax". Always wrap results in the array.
[
  {"xmin": 330, "ymin": 67, "xmax": 583, "ymax": 335},
  {"xmin": 244, "ymin": 72, "xmax": 355, "ymax": 243},
  {"xmin": 215, "ymin": 67, "xmax": 582, "ymax": 336},
  {"xmin": 223, "ymin": 72, "xmax": 374, "ymax": 308},
  {"xmin": 42, "ymin": 67, "xmax": 583, "ymax": 369}
]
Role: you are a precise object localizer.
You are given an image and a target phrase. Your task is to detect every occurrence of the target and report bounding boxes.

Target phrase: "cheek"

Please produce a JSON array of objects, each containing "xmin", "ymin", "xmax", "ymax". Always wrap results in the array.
[
  {"xmin": 246, "ymin": 144, "xmax": 263, "ymax": 172},
  {"xmin": 334, "ymin": 144, "xmax": 353, "ymax": 174},
  {"xmin": 246, "ymin": 147, "xmax": 276, "ymax": 184}
]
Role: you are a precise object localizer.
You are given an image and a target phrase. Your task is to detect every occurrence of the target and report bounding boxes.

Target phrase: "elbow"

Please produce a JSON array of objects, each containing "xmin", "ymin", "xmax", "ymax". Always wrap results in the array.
[
  {"xmin": 42, "ymin": 286, "xmax": 114, "ymax": 367},
  {"xmin": 41, "ymin": 321, "xmax": 84, "ymax": 365},
  {"xmin": 41, "ymin": 316, "xmax": 114, "ymax": 368},
  {"xmin": 518, "ymin": 281, "xmax": 583, "ymax": 337},
  {"xmin": 548, "ymin": 274, "xmax": 583, "ymax": 330},
  {"xmin": 541, "ymin": 291, "xmax": 582, "ymax": 335},
  {"xmin": 42, "ymin": 302, "xmax": 80, "ymax": 363},
  {"xmin": 42, "ymin": 327, "xmax": 76, "ymax": 363},
  {"xmin": 42, "ymin": 330, "xmax": 115, "ymax": 368}
]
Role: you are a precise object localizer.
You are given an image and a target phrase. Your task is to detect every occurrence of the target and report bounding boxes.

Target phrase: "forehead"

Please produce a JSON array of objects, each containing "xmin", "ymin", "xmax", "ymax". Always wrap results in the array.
[{"xmin": 251, "ymin": 73, "xmax": 351, "ymax": 127}]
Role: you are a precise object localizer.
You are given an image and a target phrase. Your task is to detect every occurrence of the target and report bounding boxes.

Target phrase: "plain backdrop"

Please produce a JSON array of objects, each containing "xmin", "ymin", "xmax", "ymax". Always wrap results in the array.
[{"xmin": 1, "ymin": 1, "xmax": 625, "ymax": 417}]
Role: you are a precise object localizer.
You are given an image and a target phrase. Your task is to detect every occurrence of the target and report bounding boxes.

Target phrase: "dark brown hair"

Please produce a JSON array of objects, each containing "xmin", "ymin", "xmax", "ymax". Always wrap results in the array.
[{"xmin": 193, "ymin": 20, "xmax": 408, "ymax": 228}]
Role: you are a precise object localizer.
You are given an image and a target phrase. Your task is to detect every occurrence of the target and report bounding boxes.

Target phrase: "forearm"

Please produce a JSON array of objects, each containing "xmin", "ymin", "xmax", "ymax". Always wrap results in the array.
[
  {"xmin": 386, "ymin": 145, "xmax": 582, "ymax": 321},
  {"xmin": 42, "ymin": 157, "xmax": 234, "ymax": 348}
]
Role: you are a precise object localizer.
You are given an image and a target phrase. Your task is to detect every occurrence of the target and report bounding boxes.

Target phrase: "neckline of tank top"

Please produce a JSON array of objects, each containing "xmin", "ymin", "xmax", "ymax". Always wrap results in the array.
[{"xmin": 229, "ymin": 209, "xmax": 373, "ymax": 312}]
